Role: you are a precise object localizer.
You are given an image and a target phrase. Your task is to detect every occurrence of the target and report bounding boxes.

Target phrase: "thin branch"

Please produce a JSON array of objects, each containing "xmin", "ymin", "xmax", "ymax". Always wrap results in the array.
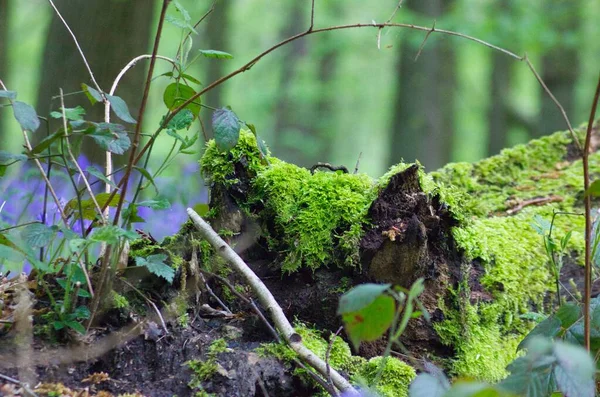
[
  {"xmin": 45, "ymin": 0, "xmax": 104, "ymax": 96},
  {"xmin": 308, "ymin": 0, "xmax": 315, "ymax": 32},
  {"xmin": 112, "ymin": 0, "xmax": 170, "ymax": 226},
  {"xmin": 326, "ymin": 326, "xmax": 344, "ymax": 396},
  {"xmin": 415, "ymin": 20, "xmax": 436, "ymax": 61},
  {"xmin": 60, "ymin": 89, "xmax": 104, "ymax": 221},
  {"xmin": 0, "ymin": 372, "xmax": 38, "ymax": 397},
  {"xmin": 187, "ymin": 208, "xmax": 358, "ymax": 396},
  {"xmin": 582, "ymin": 72, "xmax": 600, "ymax": 351},
  {"xmin": 523, "ymin": 55, "xmax": 582, "ymax": 152}
]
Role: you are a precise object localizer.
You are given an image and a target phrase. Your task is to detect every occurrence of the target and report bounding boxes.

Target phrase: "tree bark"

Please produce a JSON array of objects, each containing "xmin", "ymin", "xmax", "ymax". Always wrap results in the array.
[
  {"xmin": 388, "ymin": 0, "xmax": 455, "ymax": 170},
  {"xmin": 36, "ymin": 0, "xmax": 155, "ymax": 166}
]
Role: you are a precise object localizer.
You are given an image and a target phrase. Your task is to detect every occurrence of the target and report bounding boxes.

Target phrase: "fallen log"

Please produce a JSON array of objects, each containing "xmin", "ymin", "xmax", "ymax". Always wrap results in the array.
[{"xmin": 180, "ymin": 124, "xmax": 598, "ymax": 383}]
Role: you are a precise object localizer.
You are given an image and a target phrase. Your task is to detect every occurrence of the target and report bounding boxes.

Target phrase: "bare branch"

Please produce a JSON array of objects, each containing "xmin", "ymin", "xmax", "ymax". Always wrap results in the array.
[
  {"xmin": 187, "ymin": 208, "xmax": 359, "ymax": 396},
  {"xmin": 415, "ymin": 20, "xmax": 436, "ymax": 61},
  {"xmin": 46, "ymin": 0, "xmax": 104, "ymax": 97},
  {"xmin": 523, "ymin": 55, "xmax": 582, "ymax": 151},
  {"xmin": 308, "ymin": 0, "xmax": 315, "ymax": 32}
]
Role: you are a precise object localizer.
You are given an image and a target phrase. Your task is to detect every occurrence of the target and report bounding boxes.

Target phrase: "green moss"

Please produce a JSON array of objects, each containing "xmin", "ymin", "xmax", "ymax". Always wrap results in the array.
[
  {"xmin": 200, "ymin": 129, "xmax": 271, "ymax": 187},
  {"xmin": 431, "ymin": 128, "xmax": 593, "ymax": 380},
  {"xmin": 353, "ymin": 357, "xmax": 416, "ymax": 397},
  {"xmin": 186, "ymin": 338, "xmax": 231, "ymax": 392},
  {"xmin": 252, "ymin": 162, "xmax": 377, "ymax": 272}
]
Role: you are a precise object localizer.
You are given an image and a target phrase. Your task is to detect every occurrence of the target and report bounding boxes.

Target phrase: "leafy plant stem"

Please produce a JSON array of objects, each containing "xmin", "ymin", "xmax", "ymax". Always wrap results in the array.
[{"xmin": 582, "ymin": 72, "xmax": 600, "ymax": 351}]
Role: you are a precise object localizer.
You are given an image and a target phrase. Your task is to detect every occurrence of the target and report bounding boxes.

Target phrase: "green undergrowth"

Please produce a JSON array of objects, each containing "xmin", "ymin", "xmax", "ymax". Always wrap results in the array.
[
  {"xmin": 431, "ymin": 127, "xmax": 593, "ymax": 381},
  {"xmin": 256, "ymin": 323, "xmax": 414, "ymax": 396}
]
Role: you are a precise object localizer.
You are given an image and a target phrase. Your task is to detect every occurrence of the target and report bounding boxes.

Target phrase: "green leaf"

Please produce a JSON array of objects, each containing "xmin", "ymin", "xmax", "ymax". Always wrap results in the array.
[
  {"xmin": 341, "ymin": 294, "xmax": 395, "ymax": 349},
  {"xmin": 86, "ymin": 166, "xmax": 117, "ymax": 189},
  {"xmin": 212, "ymin": 108, "xmax": 241, "ymax": 151},
  {"xmin": 517, "ymin": 315, "xmax": 561, "ymax": 351},
  {"xmin": 90, "ymin": 225, "xmax": 122, "ymax": 244},
  {"xmin": 81, "ymin": 83, "xmax": 102, "ymax": 105},
  {"xmin": 409, "ymin": 373, "xmax": 449, "ymax": 397},
  {"xmin": 446, "ymin": 382, "xmax": 511, "ymax": 397},
  {"xmin": 106, "ymin": 94, "xmax": 136, "ymax": 124},
  {"xmin": 555, "ymin": 303, "xmax": 581, "ymax": 329},
  {"xmin": 50, "ymin": 106, "xmax": 86, "ymax": 121},
  {"xmin": 180, "ymin": 73, "xmax": 201, "ymax": 85},
  {"xmin": 66, "ymin": 192, "xmax": 121, "ymax": 220},
  {"xmin": 137, "ymin": 198, "xmax": 170, "ymax": 210},
  {"xmin": 135, "ymin": 254, "xmax": 174, "ymax": 283},
  {"xmin": 0, "ymin": 244, "xmax": 25, "ymax": 262},
  {"xmin": 20, "ymin": 223, "xmax": 56, "ymax": 249},
  {"xmin": 123, "ymin": 204, "xmax": 146, "ymax": 223},
  {"xmin": 73, "ymin": 305, "xmax": 91, "ymax": 319},
  {"xmin": 198, "ymin": 49, "xmax": 233, "ymax": 59},
  {"xmin": 553, "ymin": 341, "xmax": 595, "ymax": 397},
  {"xmin": 585, "ymin": 180, "xmax": 600, "ymax": 197},
  {"xmin": 133, "ymin": 166, "xmax": 158, "ymax": 193},
  {"xmin": 163, "ymin": 83, "xmax": 201, "ymax": 118},
  {"xmin": 0, "ymin": 90, "xmax": 17, "ymax": 99},
  {"xmin": 69, "ymin": 238, "xmax": 87, "ymax": 253},
  {"xmin": 337, "ymin": 283, "xmax": 391, "ymax": 314},
  {"xmin": 65, "ymin": 320, "xmax": 86, "ymax": 334},
  {"xmin": 13, "ymin": 100, "xmax": 40, "ymax": 132},
  {"xmin": 0, "ymin": 150, "xmax": 27, "ymax": 165},
  {"xmin": 29, "ymin": 130, "xmax": 65, "ymax": 155},
  {"xmin": 168, "ymin": 109, "xmax": 194, "ymax": 130},
  {"xmin": 88, "ymin": 123, "xmax": 131, "ymax": 154}
]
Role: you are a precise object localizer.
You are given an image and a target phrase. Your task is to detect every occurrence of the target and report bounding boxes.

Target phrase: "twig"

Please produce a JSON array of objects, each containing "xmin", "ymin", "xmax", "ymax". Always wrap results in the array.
[
  {"xmin": 60, "ymin": 89, "xmax": 104, "ymax": 221},
  {"xmin": 0, "ymin": 372, "xmax": 38, "ymax": 397},
  {"xmin": 45, "ymin": 0, "xmax": 104, "ymax": 97},
  {"xmin": 326, "ymin": 326, "xmax": 344, "ymax": 396},
  {"xmin": 415, "ymin": 20, "xmax": 436, "ymax": 61},
  {"xmin": 187, "ymin": 208, "xmax": 358, "ymax": 396},
  {"xmin": 353, "ymin": 152, "xmax": 362, "ymax": 174},
  {"xmin": 308, "ymin": 0, "xmax": 315, "ymax": 32},
  {"xmin": 198, "ymin": 271, "xmax": 232, "ymax": 314},
  {"xmin": 120, "ymin": 278, "xmax": 169, "ymax": 335},
  {"xmin": 103, "ymin": 55, "xmax": 176, "ymax": 210},
  {"xmin": 310, "ymin": 162, "xmax": 349, "ymax": 174},
  {"xmin": 505, "ymin": 195, "xmax": 563, "ymax": 215},
  {"xmin": 523, "ymin": 55, "xmax": 582, "ymax": 152},
  {"xmin": 377, "ymin": 0, "xmax": 404, "ymax": 50},
  {"xmin": 582, "ymin": 72, "xmax": 600, "ymax": 351},
  {"xmin": 112, "ymin": 0, "xmax": 170, "ymax": 226}
]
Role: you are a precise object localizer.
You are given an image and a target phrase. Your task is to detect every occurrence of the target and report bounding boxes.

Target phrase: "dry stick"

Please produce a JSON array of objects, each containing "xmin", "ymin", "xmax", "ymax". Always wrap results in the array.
[
  {"xmin": 0, "ymin": 373, "xmax": 38, "ymax": 397},
  {"xmin": 582, "ymin": 72, "xmax": 600, "ymax": 351},
  {"xmin": 187, "ymin": 208, "xmax": 359, "ymax": 396},
  {"xmin": 326, "ymin": 326, "xmax": 345, "ymax": 396}
]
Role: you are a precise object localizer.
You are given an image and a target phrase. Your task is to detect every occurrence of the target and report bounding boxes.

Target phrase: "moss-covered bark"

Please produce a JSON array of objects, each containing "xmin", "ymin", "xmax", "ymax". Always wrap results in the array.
[{"xmin": 196, "ymin": 125, "xmax": 599, "ymax": 383}]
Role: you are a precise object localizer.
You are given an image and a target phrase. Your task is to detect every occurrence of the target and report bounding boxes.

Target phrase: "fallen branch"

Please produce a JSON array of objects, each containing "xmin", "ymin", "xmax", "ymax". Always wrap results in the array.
[{"xmin": 186, "ymin": 208, "xmax": 359, "ymax": 396}]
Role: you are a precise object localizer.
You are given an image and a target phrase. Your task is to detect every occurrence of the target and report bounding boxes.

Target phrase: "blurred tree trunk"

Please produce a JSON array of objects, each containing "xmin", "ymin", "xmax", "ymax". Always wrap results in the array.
[
  {"xmin": 0, "ymin": 0, "xmax": 8, "ymax": 145},
  {"xmin": 36, "ymin": 0, "xmax": 155, "ymax": 165},
  {"xmin": 272, "ymin": 2, "xmax": 313, "ymax": 167},
  {"xmin": 537, "ymin": 0, "xmax": 579, "ymax": 137},
  {"xmin": 201, "ymin": 1, "xmax": 230, "ymax": 141},
  {"xmin": 388, "ymin": 0, "xmax": 455, "ymax": 170}
]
